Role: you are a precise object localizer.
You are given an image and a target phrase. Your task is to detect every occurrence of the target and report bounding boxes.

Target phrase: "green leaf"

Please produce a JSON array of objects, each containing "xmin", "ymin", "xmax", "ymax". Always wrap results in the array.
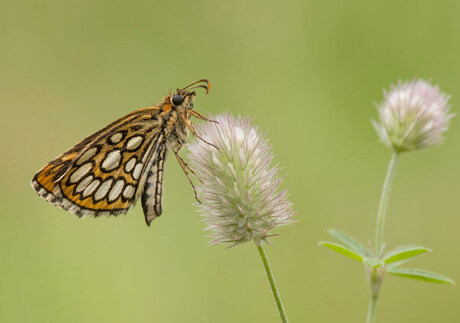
[
  {"xmin": 386, "ymin": 259, "xmax": 410, "ymax": 269},
  {"xmin": 387, "ymin": 268, "xmax": 455, "ymax": 285},
  {"xmin": 327, "ymin": 229, "xmax": 370, "ymax": 258},
  {"xmin": 383, "ymin": 245, "xmax": 431, "ymax": 264},
  {"xmin": 319, "ymin": 241, "xmax": 364, "ymax": 262}
]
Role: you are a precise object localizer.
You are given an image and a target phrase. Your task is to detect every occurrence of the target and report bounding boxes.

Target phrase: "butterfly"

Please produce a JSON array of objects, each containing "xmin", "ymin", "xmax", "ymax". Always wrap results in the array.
[{"xmin": 31, "ymin": 79, "xmax": 217, "ymax": 226}]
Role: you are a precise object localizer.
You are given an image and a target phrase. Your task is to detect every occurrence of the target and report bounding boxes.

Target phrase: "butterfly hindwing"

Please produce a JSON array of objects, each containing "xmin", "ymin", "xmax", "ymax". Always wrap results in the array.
[
  {"xmin": 141, "ymin": 137, "xmax": 168, "ymax": 225},
  {"xmin": 32, "ymin": 107, "xmax": 164, "ymax": 218}
]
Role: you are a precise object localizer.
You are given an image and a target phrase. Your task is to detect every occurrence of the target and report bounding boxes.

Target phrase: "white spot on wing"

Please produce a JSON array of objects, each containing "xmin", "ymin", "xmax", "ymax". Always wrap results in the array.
[
  {"xmin": 133, "ymin": 163, "xmax": 143, "ymax": 180},
  {"xmin": 109, "ymin": 179, "xmax": 125, "ymax": 201},
  {"xmin": 69, "ymin": 163, "xmax": 92, "ymax": 183},
  {"xmin": 145, "ymin": 165, "xmax": 158, "ymax": 196},
  {"xmin": 158, "ymin": 169, "xmax": 163, "ymax": 183},
  {"xmin": 94, "ymin": 178, "xmax": 113, "ymax": 201},
  {"xmin": 76, "ymin": 147, "xmax": 98, "ymax": 165},
  {"xmin": 125, "ymin": 157, "xmax": 136, "ymax": 173},
  {"xmin": 126, "ymin": 136, "xmax": 143, "ymax": 151},
  {"xmin": 101, "ymin": 150, "xmax": 122, "ymax": 171},
  {"xmin": 76, "ymin": 175, "xmax": 94, "ymax": 193},
  {"xmin": 110, "ymin": 132, "xmax": 123, "ymax": 144},
  {"xmin": 82, "ymin": 179, "xmax": 100, "ymax": 197},
  {"xmin": 123, "ymin": 185, "xmax": 135, "ymax": 199}
]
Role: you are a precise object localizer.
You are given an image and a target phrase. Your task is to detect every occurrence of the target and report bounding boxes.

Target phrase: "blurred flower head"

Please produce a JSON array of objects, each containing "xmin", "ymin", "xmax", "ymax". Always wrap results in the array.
[
  {"xmin": 187, "ymin": 113, "xmax": 295, "ymax": 247},
  {"xmin": 372, "ymin": 79, "xmax": 453, "ymax": 152}
]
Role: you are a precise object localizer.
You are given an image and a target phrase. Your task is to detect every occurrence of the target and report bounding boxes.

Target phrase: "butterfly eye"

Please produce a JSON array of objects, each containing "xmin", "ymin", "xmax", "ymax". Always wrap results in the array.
[{"xmin": 172, "ymin": 94, "xmax": 184, "ymax": 106}]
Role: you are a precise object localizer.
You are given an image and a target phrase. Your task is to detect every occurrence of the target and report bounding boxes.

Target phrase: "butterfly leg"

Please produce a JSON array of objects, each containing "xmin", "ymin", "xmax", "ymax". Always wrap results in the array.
[
  {"xmin": 173, "ymin": 144, "xmax": 202, "ymax": 203},
  {"xmin": 187, "ymin": 110, "xmax": 219, "ymax": 124},
  {"xmin": 174, "ymin": 146, "xmax": 202, "ymax": 182},
  {"xmin": 181, "ymin": 114, "xmax": 219, "ymax": 149}
]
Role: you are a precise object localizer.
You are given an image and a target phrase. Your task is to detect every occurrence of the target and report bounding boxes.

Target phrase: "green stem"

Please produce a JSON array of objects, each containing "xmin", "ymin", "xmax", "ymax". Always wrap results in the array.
[
  {"xmin": 368, "ymin": 152, "xmax": 399, "ymax": 322},
  {"xmin": 256, "ymin": 243, "xmax": 288, "ymax": 323},
  {"xmin": 375, "ymin": 152, "xmax": 399, "ymax": 256},
  {"xmin": 366, "ymin": 292, "xmax": 379, "ymax": 323}
]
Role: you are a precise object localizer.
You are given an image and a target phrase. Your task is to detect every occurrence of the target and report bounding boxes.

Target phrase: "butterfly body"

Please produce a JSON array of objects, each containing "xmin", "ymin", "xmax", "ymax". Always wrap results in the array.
[{"xmin": 32, "ymin": 79, "xmax": 213, "ymax": 226}]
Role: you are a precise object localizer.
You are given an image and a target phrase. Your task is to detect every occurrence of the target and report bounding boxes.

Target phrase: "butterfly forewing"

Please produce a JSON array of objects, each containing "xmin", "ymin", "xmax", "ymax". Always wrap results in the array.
[{"xmin": 32, "ymin": 107, "xmax": 165, "ymax": 218}]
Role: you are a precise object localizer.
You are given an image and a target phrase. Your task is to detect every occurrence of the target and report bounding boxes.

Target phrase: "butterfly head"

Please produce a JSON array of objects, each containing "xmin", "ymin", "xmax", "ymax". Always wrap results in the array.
[{"xmin": 169, "ymin": 79, "xmax": 210, "ymax": 110}]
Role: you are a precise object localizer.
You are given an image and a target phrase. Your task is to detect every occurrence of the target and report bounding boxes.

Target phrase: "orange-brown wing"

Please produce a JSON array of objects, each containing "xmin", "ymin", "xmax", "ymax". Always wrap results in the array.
[{"xmin": 31, "ymin": 107, "xmax": 166, "ymax": 218}]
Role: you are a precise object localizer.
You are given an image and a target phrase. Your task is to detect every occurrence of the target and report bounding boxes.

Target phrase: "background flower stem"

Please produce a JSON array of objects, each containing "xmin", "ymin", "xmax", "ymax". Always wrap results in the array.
[
  {"xmin": 375, "ymin": 152, "xmax": 399, "ymax": 256},
  {"xmin": 366, "ymin": 293, "xmax": 378, "ymax": 323},
  {"xmin": 367, "ymin": 152, "xmax": 399, "ymax": 322},
  {"xmin": 257, "ymin": 243, "xmax": 289, "ymax": 323}
]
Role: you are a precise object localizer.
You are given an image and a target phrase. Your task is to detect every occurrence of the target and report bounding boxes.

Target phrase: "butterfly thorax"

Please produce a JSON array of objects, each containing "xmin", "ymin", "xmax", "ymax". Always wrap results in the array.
[{"xmin": 156, "ymin": 93, "xmax": 195, "ymax": 152}]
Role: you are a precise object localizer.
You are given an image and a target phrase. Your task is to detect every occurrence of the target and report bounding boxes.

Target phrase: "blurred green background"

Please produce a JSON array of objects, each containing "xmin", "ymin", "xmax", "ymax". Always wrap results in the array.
[{"xmin": 1, "ymin": 0, "xmax": 459, "ymax": 322}]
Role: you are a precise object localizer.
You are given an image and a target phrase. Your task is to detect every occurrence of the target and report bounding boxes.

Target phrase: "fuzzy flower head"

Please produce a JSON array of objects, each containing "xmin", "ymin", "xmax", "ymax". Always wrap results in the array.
[
  {"xmin": 187, "ymin": 113, "xmax": 295, "ymax": 247},
  {"xmin": 372, "ymin": 79, "xmax": 453, "ymax": 152}
]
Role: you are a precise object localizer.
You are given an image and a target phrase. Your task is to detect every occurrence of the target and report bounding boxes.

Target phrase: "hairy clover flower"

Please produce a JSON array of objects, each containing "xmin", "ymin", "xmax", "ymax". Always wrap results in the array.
[
  {"xmin": 187, "ymin": 113, "xmax": 295, "ymax": 246},
  {"xmin": 372, "ymin": 79, "xmax": 453, "ymax": 152}
]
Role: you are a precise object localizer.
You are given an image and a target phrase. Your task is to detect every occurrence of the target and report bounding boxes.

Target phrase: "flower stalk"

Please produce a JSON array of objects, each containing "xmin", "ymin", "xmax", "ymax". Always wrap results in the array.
[
  {"xmin": 188, "ymin": 113, "xmax": 295, "ymax": 322},
  {"xmin": 366, "ymin": 292, "xmax": 378, "ymax": 323},
  {"xmin": 321, "ymin": 79, "xmax": 454, "ymax": 323},
  {"xmin": 257, "ymin": 243, "xmax": 289, "ymax": 323},
  {"xmin": 374, "ymin": 152, "xmax": 399, "ymax": 256},
  {"xmin": 366, "ymin": 79, "xmax": 453, "ymax": 321}
]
